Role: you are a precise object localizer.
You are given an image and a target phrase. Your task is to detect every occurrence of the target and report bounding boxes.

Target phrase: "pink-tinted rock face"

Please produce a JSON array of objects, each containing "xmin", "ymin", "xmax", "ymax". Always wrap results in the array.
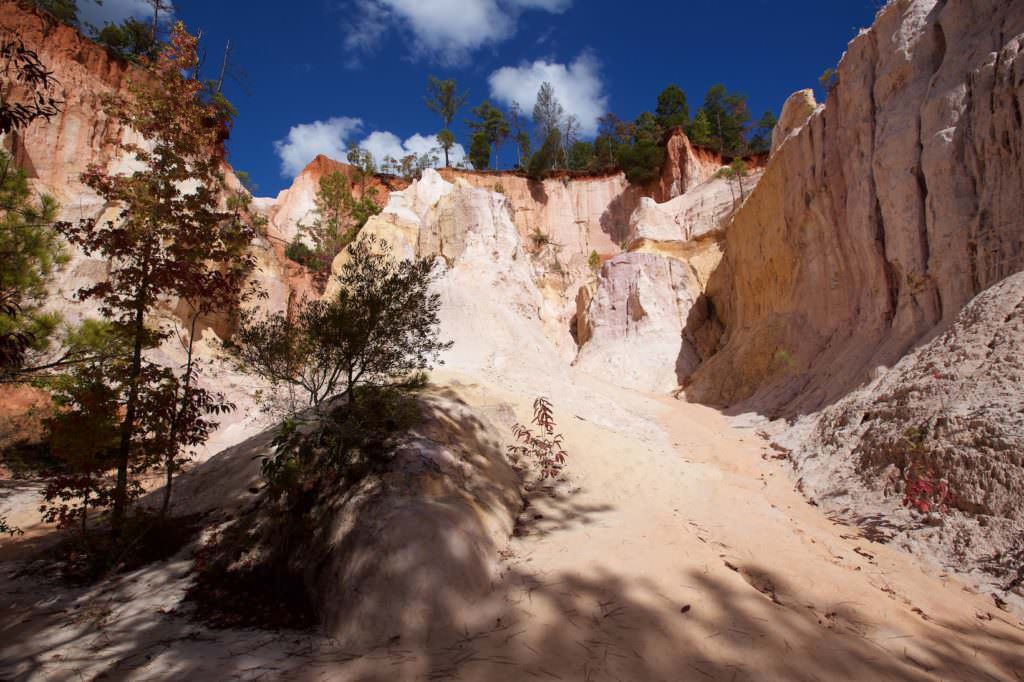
[
  {"xmin": 1, "ymin": 2, "xmax": 140, "ymax": 203},
  {"xmin": 771, "ymin": 89, "xmax": 818, "ymax": 156},
  {"xmin": 649, "ymin": 129, "xmax": 723, "ymax": 201},
  {"xmin": 259, "ymin": 155, "xmax": 404, "ymax": 243},
  {"xmin": 689, "ymin": 0, "xmax": 1024, "ymax": 414}
]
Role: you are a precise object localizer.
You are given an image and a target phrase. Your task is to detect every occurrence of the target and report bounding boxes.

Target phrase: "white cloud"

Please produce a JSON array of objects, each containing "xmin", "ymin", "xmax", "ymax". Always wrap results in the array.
[
  {"xmin": 359, "ymin": 131, "xmax": 465, "ymax": 167},
  {"xmin": 78, "ymin": 0, "xmax": 175, "ymax": 28},
  {"xmin": 487, "ymin": 53, "xmax": 607, "ymax": 137},
  {"xmin": 509, "ymin": 0, "xmax": 571, "ymax": 10},
  {"xmin": 273, "ymin": 117, "xmax": 364, "ymax": 177},
  {"xmin": 345, "ymin": 0, "xmax": 571, "ymax": 65}
]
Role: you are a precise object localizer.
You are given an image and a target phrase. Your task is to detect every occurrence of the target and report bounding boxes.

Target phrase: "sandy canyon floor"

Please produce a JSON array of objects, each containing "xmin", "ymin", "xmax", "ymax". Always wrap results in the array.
[{"xmin": 2, "ymin": 370, "xmax": 1023, "ymax": 681}]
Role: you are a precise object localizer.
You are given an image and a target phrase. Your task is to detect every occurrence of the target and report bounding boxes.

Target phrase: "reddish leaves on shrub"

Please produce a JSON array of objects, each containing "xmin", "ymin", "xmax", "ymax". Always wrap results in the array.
[
  {"xmin": 508, "ymin": 397, "xmax": 568, "ymax": 479},
  {"xmin": 902, "ymin": 464, "xmax": 949, "ymax": 514}
]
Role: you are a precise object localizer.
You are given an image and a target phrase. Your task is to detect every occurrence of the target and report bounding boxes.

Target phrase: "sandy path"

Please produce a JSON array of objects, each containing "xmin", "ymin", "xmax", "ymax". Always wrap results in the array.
[
  {"xmin": 2, "ymin": 372, "xmax": 1023, "ymax": 680},
  {"xmin": 375, "ymin": 374, "xmax": 1024, "ymax": 681}
]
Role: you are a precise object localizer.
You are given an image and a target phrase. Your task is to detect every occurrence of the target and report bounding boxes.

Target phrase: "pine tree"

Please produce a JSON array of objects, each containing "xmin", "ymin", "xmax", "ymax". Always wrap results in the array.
[
  {"xmin": 0, "ymin": 151, "xmax": 64, "ymax": 375},
  {"xmin": 686, "ymin": 109, "xmax": 712, "ymax": 146},
  {"xmin": 655, "ymin": 84, "xmax": 689, "ymax": 130},
  {"xmin": 425, "ymin": 76, "xmax": 468, "ymax": 167},
  {"xmin": 532, "ymin": 82, "xmax": 564, "ymax": 142},
  {"xmin": 467, "ymin": 100, "xmax": 509, "ymax": 169}
]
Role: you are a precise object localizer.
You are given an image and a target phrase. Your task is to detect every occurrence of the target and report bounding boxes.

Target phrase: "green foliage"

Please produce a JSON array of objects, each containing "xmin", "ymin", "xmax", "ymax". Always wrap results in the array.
[
  {"xmin": 617, "ymin": 139, "xmax": 665, "ymax": 185},
  {"xmin": 468, "ymin": 131, "xmax": 491, "ymax": 170},
  {"xmin": 293, "ymin": 169, "xmax": 382, "ymax": 281},
  {"xmin": 436, "ymin": 128, "xmax": 455, "ymax": 167},
  {"xmin": 345, "ymin": 143, "xmax": 376, "ymax": 194},
  {"xmin": 0, "ymin": 151, "xmax": 65, "ymax": 375},
  {"xmin": 588, "ymin": 250, "xmax": 601, "ymax": 271},
  {"xmin": 528, "ymin": 128, "xmax": 561, "ymax": 180},
  {"xmin": 285, "ymin": 240, "xmax": 317, "ymax": 268},
  {"xmin": 819, "ymin": 68, "xmax": 838, "ymax": 92},
  {"xmin": 53, "ymin": 24, "xmax": 255, "ymax": 534},
  {"xmin": 515, "ymin": 130, "xmax": 532, "ymax": 169},
  {"xmin": 382, "ymin": 150, "xmax": 440, "ymax": 181},
  {"xmin": 655, "ymin": 84, "xmax": 689, "ymax": 130},
  {"xmin": 94, "ymin": 17, "xmax": 159, "ymax": 61},
  {"xmin": 748, "ymin": 111, "xmax": 778, "ymax": 154},
  {"xmin": 468, "ymin": 100, "xmax": 509, "ymax": 169},
  {"xmin": 685, "ymin": 109, "xmax": 712, "ymax": 146},
  {"xmin": 568, "ymin": 141, "xmax": 595, "ymax": 171},
  {"xmin": 633, "ymin": 111, "xmax": 662, "ymax": 144},
  {"xmin": 230, "ymin": 235, "xmax": 452, "ymax": 416},
  {"xmin": 234, "ymin": 170, "xmax": 257, "ymax": 195},
  {"xmin": 41, "ymin": 350, "xmax": 125, "ymax": 535},
  {"xmin": 201, "ymin": 81, "xmax": 238, "ymax": 122},
  {"xmin": 26, "ymin": 0, "xmax": 77, "ymax": 24},
  {"xmin": 717, "ymin": 158, "xmax": 751, "ymax": 202},
  {"xmin": 696, "ymin": 84, "xmax": 750, "ymax": 156},
  {"xmin": 262, "ymin": 385, "xmax": 423, "ymax": 494},
  {"xmin": 532, "ymin": 81, "xmax": 564, "ymax": 142}
]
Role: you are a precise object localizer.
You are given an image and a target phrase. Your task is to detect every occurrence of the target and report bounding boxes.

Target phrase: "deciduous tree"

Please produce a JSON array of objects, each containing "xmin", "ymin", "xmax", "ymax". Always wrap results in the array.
[
  {"xmin": 230, "ymin": 235, "xmax": 451, "ymax": 414},
  {"xmin": 54, "ymin": 23, "xmax": 256, "ymax": 534}
]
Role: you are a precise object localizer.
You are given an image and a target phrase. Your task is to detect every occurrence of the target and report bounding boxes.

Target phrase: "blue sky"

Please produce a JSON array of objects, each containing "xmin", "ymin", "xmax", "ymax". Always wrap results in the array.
[{"xmin": 89, "ymin": 0, "xmax": 884, "ymax": 196}]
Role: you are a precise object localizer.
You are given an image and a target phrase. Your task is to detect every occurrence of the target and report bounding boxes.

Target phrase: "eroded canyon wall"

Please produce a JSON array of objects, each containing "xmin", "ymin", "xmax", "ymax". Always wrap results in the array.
[{"xmin": 689, "ymin": 0, "xmax": 1024, "ymax": 414}]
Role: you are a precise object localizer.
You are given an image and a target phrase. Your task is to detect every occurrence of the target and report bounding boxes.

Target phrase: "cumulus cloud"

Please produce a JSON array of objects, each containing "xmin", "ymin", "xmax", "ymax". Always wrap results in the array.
[
  {"xmin": 359, "ymin": 131, "xmax": 465, "ymax": 167},
  {"xmin": 273, "ymin": 117, "xmax": 364, "ymax": 177},
  {"xmin": 274, "ymin": 119, "xmax": 464, "ymax": 178},
  {"xmin": 487, "ymin": 53, "xmax": 607, "ymax": 137},
  {"xmin": 344, "ymin": 0, "xmax": 571, "ymax": 66},
  {"xmin": 78, "ymin": 0, "xmax": 175, "ymax": 28}
]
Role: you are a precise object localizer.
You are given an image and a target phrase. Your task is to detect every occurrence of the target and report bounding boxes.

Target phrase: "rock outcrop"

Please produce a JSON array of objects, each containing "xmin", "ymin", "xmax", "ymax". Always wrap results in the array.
[
  {"xmin": 780, "ymin": 271, "xmax": 1024, "ymax": 587},
  {"xmin": 648, "ymin": 129, "xmax": 724, "ymax": 201},
  {"xmin": 255, "ymin": 154, "xmax": 403, "ymax": 243},
  {"xmin": 572, "ymin": 169, "xmax": 759, "ymax": 392},
  {"xmin": 1, "ymin": 1, "xmax": 135, "ymax": 203},
  {"xmin": 330, "ymin": 170, "xmax": 578, "ymax": 373},
  {"xmin": 573, "ymin": 253, "xmax": 702, "ymax": 392},
  {"xmin": 171, "ymin": 387, "xmax": 522, "ymax": 647},
  {"xmin": 1, "ymin": 2, "xmax": 306, "ymax": 456},
  {"xmin": 689, "ymin": 0, "xmax": 1024, "ymax": 414},
  {"xmin": 770, "ymin": 89, "xmax": 818, "ymax": 155}
]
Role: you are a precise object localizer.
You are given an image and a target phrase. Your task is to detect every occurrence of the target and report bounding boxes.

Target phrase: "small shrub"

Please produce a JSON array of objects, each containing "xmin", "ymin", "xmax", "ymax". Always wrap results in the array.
[
  {"xmin": 508, "ymin": 397, "xmax": 568, "ymax": 479},
  {"xmin": 902, "ymin": 463, "xmax": 949, "ymax": 515},
  {"xmin": 588, "ymin": 250, "xmax": 601, "ymax": 271},
  {"xmin": 493, "ymin": 182, "xmax": 505, "ymax": 195},
  {"xmin": 819, "ymin": 68, "xmax": 838, "ymax": 92},
  {"xmin": 284, "ymin": 240, "xmax": 317, "ymax": 268},
  {"xmin": 529, "ymin": 229, "xmax": 551, "ymax": 248}
]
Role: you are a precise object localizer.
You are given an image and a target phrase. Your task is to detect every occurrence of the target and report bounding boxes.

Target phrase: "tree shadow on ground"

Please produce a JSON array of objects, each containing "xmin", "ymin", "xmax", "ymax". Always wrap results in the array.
[{"xmin": 3, "ymin": 389, "xmax": 1024, "ymax": 680}]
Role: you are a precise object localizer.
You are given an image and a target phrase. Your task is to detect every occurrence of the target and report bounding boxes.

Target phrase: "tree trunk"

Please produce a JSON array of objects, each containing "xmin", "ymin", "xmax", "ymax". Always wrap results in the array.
[
  {"xmin": 444, "ymin": 146, "xmax": 450, "ymax": 168},
  {"xmin": 161, "ymin": 312, "xmax": 199, "ymax": 517},
  {"xmin": 216, "ymin": 40, "xmax": 231, "ymax": 93},
  {"xmin": 113, "ymin": 297, "xmax": 146, "ymax": 536}
]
